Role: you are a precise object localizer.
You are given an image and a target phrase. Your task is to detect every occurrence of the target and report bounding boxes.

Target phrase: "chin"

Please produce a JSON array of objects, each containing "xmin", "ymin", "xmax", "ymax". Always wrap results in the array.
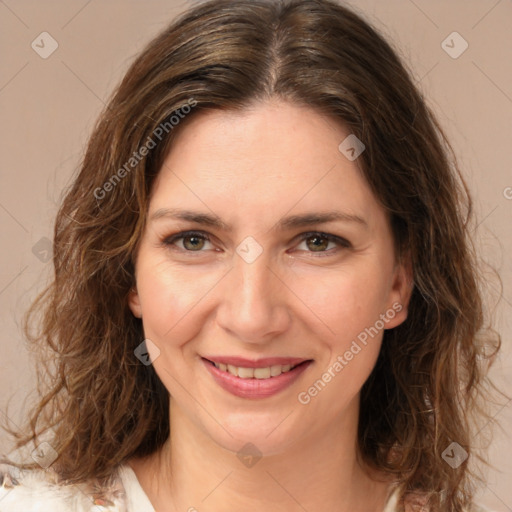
[{"xmin": 203, "ymin": 410, "xmax": 307, "ymax": 459}]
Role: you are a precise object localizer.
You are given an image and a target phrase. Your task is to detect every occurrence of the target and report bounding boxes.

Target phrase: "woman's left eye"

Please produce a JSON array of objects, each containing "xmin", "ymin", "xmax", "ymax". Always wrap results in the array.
[
  {"xmin": 162, "ymin": 230, "xmax": 350, "ymax": 256},
  {"xmin": 295, "ymin": 232, "xmax": 351, "ymax": 255}
]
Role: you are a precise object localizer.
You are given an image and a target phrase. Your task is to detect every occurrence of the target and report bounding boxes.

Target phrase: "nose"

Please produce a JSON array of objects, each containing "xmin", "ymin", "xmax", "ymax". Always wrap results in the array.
[{"xmin": 215, "ymin": 249, "xmax": 291, "ymax": 345}]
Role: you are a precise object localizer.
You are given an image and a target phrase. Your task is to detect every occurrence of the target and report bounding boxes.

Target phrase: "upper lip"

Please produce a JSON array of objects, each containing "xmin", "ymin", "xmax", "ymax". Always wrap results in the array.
[{"xmin": 203, "ymin": 356, "xmax": 310, "ymax": 368}]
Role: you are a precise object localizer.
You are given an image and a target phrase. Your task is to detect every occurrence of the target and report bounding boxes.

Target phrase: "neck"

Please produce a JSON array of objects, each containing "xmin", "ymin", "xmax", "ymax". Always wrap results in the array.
[{"xmin": 129, "ymin": 395, "xmax": 396, "ymax": 512}]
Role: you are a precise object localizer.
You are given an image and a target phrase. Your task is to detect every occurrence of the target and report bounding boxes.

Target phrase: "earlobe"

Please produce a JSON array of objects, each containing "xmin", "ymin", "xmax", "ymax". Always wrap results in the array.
[{"xmin": 128, "ymin": 286, "xmax": 143, "ymax": 318}]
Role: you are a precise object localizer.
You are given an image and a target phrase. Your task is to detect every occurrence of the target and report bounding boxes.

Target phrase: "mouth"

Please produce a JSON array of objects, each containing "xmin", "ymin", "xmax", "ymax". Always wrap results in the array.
[
  {"xmin": 201, "ymin": 356, "xmax": 313, "ymax": 399},
  {"xmin": 202, "ymin": 357, "xmax": 309, "ymax": 379}
]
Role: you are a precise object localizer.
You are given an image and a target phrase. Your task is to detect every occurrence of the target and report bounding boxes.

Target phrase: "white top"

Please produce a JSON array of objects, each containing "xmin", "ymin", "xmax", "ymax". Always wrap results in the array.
[
  {"xmin": 0, "ymin": 462, "xmax": 154, "ymax": 512},
  {"xmin": 0, "ymin": 462, "xmax": 492, "ymax": 511}
]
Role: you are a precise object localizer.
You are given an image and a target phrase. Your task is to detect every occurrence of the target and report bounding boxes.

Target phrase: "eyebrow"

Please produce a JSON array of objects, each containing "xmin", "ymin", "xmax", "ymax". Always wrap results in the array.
[{"xmin": 150, "ymin": 208, "xmax": 368, "ymax": 232}]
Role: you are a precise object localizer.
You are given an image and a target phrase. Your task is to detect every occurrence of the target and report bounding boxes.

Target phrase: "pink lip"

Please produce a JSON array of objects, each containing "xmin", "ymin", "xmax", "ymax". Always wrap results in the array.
[
  {"xmin": 202, "ymin": 357, "xmax": 313, "ymax": 399},
  {"xmin": 202, "ymin": 355, "xmax": 307, "ymax": 368}
]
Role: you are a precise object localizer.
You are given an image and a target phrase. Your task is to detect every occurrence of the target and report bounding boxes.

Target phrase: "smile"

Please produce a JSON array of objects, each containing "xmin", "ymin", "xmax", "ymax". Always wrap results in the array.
[
  {"xmin": 211, "ymin": 361, "xmax": 302, "ymax": 379},
  {"xmin": 201, "ymin": 357, "xmax": 313, "ymax": 399}
]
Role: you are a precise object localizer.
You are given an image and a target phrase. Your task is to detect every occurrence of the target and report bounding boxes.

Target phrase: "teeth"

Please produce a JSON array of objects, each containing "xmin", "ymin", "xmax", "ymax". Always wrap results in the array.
[
  {"xmin": 238, "ymin": 366, "xmax": 254, "ymax": 378},
  {"xmin": 254, "ymin": 367, "xmax": 270, "ymax": 379},
  {"xmin": 213, "ymin": 362, "xmax": 299, "ymax": 379},
  {"xmin": 270, "ymin": 365, "xmax": 282, "ymax": 377}
]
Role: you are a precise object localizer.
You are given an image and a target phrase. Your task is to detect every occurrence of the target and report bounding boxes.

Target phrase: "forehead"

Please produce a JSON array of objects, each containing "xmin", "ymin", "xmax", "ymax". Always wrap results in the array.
[{"xmin": 149, "ymin": 100, "xmax": 383, "ymax": 229}]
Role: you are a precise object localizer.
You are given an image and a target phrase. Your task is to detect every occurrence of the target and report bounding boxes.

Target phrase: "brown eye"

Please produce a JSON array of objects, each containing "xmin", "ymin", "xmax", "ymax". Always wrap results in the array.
[
  {"xmin": 296, "ymin": 232, "xmax": 351, "ymax": 255},
  {"xmin": 164, "ymin": 231, "xmax": 213, "ymax": 252},
  {"xmin": 305, "ymin": 234, "xmax": 330, "ymax": 252},
  {"xmin": 182, "ymin": 234, "xmax": 207, "ymax": 251}
]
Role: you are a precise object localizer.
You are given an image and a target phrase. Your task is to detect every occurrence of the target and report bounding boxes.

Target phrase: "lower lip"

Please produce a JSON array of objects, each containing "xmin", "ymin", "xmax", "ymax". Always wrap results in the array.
[{"xmin": 202, "ymin": 358, "xmax": 312, "ymax": 399}]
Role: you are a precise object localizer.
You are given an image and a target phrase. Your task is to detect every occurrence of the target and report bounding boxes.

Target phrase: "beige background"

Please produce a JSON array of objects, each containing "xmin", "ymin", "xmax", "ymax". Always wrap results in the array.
[{"xmin": 0, "ymin": 0, "xmax": 510, "ymax": 509}]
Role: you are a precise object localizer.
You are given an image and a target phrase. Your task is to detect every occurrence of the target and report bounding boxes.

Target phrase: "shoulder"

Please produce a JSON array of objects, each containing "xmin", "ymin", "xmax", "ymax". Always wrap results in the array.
[
  {"xmin": 467, "ymin": 504, "xmax": 499, "ymax": 512},
  {"xmin": 0, "ymin": 462, "xmax": 128, "ymax": 511},
  {"xmin": 385, "ymin": 485, "xmax": 498, "ymax": 512}
]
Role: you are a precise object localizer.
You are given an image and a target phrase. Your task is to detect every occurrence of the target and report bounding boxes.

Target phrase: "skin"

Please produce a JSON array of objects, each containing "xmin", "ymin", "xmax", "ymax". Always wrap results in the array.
[{"xmin": 128, "ymin": 99, "xmax": 413, "ymax": 512}]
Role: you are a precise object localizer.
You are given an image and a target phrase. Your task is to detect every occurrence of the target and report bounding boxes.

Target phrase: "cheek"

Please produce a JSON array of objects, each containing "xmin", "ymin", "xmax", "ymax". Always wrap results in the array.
[
  {"xmin": 297, "ymin": 261, "xmax": 392, "ymax": 396},
  {"xmin": 135, "ymin": 257, "xmax": 210, "ymax": 345},
  {"xmin": 301, "ymin": 264, "xmax": 391, "ymax": 341},
  {"xmin": 297, "ymin": 271, "xmax": 387, "ymax": 408}
]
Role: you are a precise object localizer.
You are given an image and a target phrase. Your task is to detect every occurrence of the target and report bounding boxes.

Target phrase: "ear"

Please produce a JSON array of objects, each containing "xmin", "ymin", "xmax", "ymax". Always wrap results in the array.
[
  {"xmin": 128, "ymin": 286, "xmax": 143, "ymax": 318},
  {"xmin": 384, "ymin": 252, "xmax": 414, "ymax": 330}
]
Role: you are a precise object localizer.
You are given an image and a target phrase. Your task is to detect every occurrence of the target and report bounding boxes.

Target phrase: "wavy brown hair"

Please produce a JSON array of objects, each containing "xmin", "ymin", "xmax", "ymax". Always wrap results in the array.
[{"xmin": 1, "ymin": 0, "xmax": 506, "ymax": 510}]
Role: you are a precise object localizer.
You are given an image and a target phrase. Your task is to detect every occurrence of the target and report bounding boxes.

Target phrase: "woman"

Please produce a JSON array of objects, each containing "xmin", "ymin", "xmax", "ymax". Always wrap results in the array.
[{"xmin": 0, "ymin": 0, "xmax": 505, "ymax": 510}]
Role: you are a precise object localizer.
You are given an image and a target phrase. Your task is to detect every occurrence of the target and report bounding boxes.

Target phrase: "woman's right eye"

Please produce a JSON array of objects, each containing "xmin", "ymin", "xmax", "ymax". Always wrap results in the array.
[{"xmin": 163, "ymin": 231, "xmax": 214, "ymax": 252}]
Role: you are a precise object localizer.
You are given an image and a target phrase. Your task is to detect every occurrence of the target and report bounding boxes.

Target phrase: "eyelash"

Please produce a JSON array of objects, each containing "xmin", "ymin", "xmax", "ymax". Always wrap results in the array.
[{"xmin": 162, "ymin": 230, "xmax": 351, "ymax": 257}]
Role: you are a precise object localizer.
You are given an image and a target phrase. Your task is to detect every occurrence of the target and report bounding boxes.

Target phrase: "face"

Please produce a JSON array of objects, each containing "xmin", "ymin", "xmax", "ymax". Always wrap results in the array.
[{"xmin": 129, "ymin": 99, "xmax": 412, "ymax": 456}]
